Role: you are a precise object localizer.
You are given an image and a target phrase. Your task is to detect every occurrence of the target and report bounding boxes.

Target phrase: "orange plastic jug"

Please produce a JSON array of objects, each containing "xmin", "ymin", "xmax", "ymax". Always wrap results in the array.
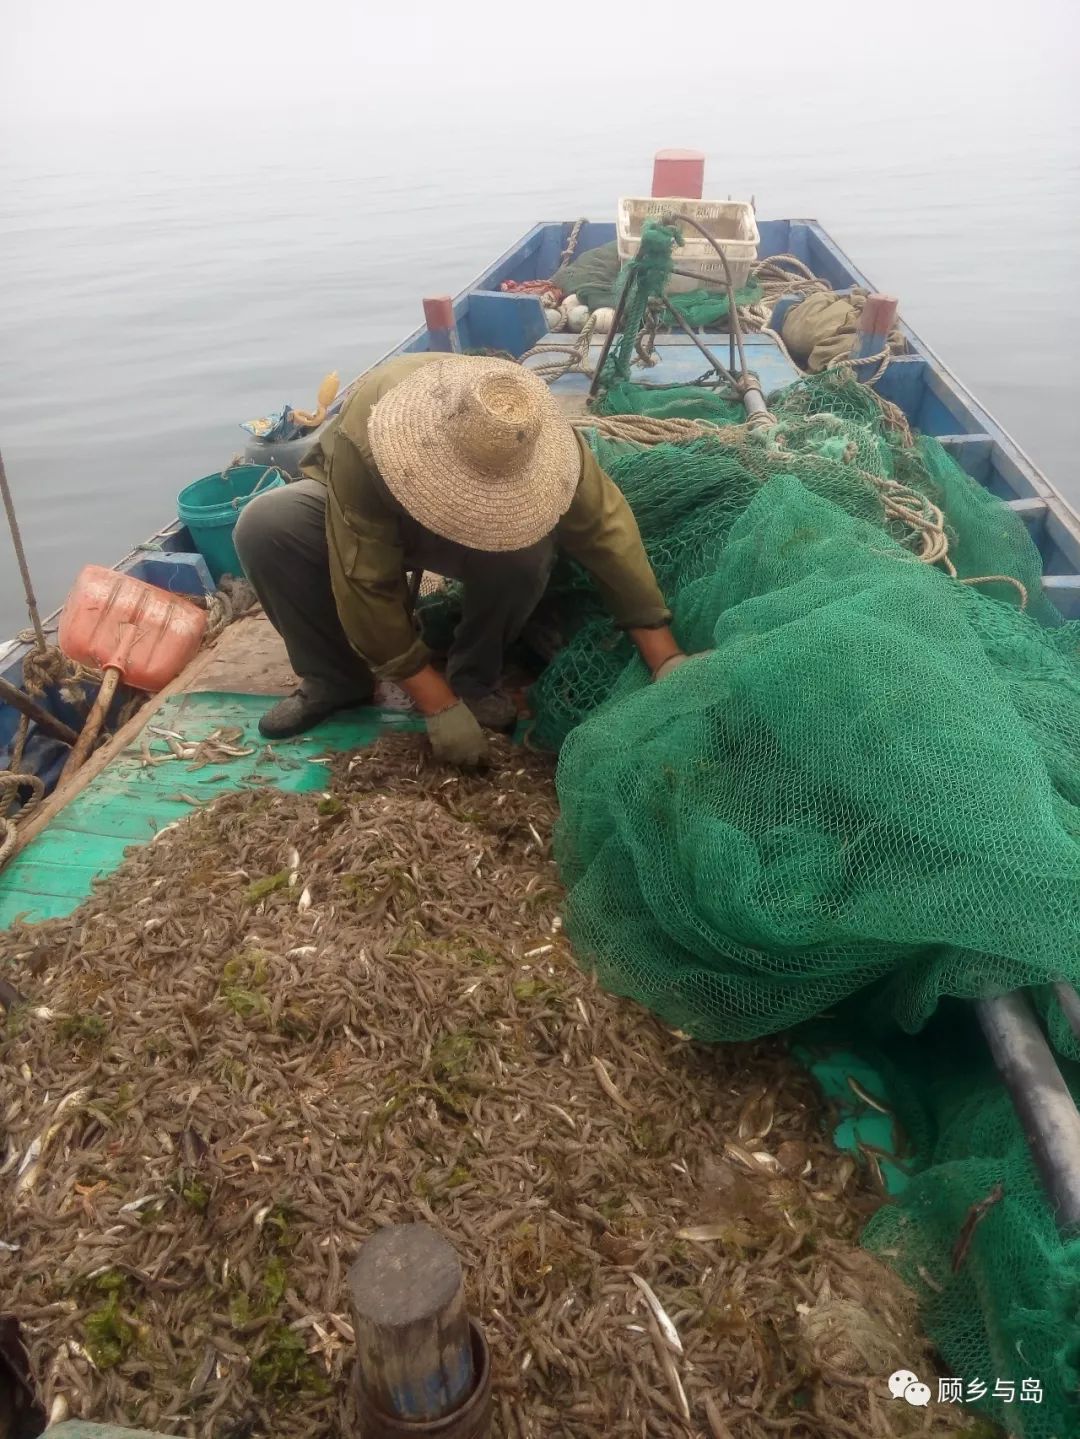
[
  {"xmin": 56, "ymin": 566, "xmax": 209, "ymax": 784},
  {"xmin": 59, "ymin": 565, "xmax": 207, "ymax": 693}
]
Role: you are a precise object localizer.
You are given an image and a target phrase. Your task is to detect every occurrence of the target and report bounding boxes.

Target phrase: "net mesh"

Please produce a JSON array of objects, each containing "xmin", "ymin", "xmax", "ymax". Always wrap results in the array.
[
  {"xmin": 667, "ymin": 280, "xmax": 764, "ymax": 327},
  {"xmin": 859, "ymin": 1023, "xmax": 1080, "ymax": 1436},
  {"xmin": 530, "ymin": 354, "xmax": 1080, "ymax": 1432}
]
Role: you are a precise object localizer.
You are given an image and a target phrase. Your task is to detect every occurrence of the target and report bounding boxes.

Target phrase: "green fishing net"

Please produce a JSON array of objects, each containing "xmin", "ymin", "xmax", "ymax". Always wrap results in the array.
[
  {"xmin": 529, "ymin": 240, "xmax": 1080, "ymax": 1431},
  {"xmin": 859, "ymin": 1019, "xmax": 1080, "ymax": 1439},
  {"xmin": 594, "ymin": 380, "xmax": 746, "ymax": 425},
  {"xmin": 666, "ymin": 280, "xmax": 764, "ymax": 327},
  {"xmin": 425, "ymin": 224, "xmax": 1080, "ymax": 1430},
  {"xmin": 551, "ymin": 239, "xmax": 621, "ymax": 311},
  {"xmin": 542, "ymin": 411, "xmax": 1080, "ymax": 1431},
  {"xmin": 551, "ymin": 466, "xmax": 1080, "ymax": 1033}
]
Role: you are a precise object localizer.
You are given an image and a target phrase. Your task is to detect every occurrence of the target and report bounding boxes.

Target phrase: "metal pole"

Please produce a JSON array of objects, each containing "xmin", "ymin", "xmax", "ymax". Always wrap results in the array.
[
  {"xmin": 0, "ymin": 448, "xmax": 47, "ymax": 653},
  {"xmin": 976, "ymin": 992, "xmax": 1080, "ymax": 1230},
  {"xmin": 662, "ymin": 301, "xmax": 735, "ymax": 385},
  {"xmin": 665, "ymin": 300, "xmax": 769, "ymax": 426},
  {"xmin": 663, "ymin": 212, "xmax": 749, "ymax": 380},
  {"xmin": 1052, "ymin": 982, "xmax": 1080, "ymax": 1044},
  {"xmin": 669, "ymin": 265, "xmax": 728, "ymax": 289},
  {"xmin": 741, "ymin": 386, "xmax": 770, "ymax": 425}
]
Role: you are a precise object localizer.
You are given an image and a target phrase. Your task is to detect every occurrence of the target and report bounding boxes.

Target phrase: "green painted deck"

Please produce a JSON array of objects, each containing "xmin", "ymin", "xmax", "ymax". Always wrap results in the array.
[
  {"xmin": 50, "ymin": 1424, "xmax": 164, "ymax": 1439},
  {"xmin": 0, "ymin": 690, "xmax": 422, "ymax": 928}
]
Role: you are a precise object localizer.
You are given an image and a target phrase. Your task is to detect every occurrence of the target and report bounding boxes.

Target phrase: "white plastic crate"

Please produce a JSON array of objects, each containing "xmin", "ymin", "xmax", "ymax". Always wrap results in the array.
[{"xmin": 616, "ymin": 197, "xmax": 760, "ymax": 294}]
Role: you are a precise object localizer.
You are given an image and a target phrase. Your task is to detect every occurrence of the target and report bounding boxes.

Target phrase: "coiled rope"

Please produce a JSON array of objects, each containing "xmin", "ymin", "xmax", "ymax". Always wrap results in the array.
[
  {"xmin": 520, "ymin": 314, "xmax": 598, "ymax": 382},
  {"xmin": 0, "ymin": 772, "xmax": 44, "ymax": 868},
  {"xmin": 572, "ymin": 410, "xmax": 1028, "ymax": 609}
]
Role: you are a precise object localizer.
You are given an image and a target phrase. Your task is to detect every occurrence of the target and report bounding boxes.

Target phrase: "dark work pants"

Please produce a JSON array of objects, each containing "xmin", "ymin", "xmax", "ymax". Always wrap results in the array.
[{"xmin": 233, "ymin": 479, "xmax": 555, "ymax": 702}]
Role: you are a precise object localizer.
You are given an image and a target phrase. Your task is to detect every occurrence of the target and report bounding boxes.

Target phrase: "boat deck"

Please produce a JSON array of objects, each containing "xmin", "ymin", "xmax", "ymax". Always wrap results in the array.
[
  {"xmin": 0, "ymin": 619, "xmax": 417, "ymax": 927},
  {"xmin": 538, "ymin": 332, "xmax": 803, "ymax": 417}
]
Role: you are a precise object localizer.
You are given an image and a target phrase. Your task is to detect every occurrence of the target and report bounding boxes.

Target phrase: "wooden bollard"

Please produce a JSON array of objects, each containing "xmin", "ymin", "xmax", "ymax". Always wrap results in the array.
[
  {"xmin": 651, "ymin": 148, "xmax": 706, "ymax": 199},
  {"xmin": 423, "ymin": 296, "xmax": 461, "ymax": 354},
  {"xmin": 850, "ymin": 293, "xmax": 898, "ymax": 380},
  {"xmin": 349, "ymin": 1224, "xmax": 490, "ymax": 1436}
]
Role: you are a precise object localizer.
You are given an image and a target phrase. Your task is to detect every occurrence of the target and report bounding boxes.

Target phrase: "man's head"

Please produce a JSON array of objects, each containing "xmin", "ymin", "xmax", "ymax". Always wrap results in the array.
[{"xmin": 368, "ymin": 357, "xmax": 580, "ymax": 551}]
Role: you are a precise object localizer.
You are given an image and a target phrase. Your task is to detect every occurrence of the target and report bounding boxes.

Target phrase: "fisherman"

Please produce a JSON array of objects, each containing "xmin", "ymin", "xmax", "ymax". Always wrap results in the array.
[{"xmin": 234, "ymin": 353, "xmax": 689, "ymax": 767}]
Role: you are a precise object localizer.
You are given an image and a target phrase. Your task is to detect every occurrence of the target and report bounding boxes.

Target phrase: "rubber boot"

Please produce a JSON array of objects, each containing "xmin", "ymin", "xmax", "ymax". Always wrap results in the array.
[{"xmin": 462, "ymin": 689, "xmax": 518, "ymax": 732}]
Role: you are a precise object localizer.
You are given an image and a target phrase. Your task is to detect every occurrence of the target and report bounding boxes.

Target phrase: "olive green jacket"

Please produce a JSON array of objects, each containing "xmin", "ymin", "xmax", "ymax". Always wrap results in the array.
[{"xmin": 300, "ymin": 354, "xmax": 671, "ymax": 682}]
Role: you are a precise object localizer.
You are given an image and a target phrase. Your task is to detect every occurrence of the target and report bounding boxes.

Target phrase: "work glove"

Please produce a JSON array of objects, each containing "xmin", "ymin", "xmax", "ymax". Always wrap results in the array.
[
  {"xmin": 426, "ymin": 702, "xmax": 489, "ymax": 768},
  {"xmin": 653, "ymin": 652, "xmax": 692, "ymax": 681}
]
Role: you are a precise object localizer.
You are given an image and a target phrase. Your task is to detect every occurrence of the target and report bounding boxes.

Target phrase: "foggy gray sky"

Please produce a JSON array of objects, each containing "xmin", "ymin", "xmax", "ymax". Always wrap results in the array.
[
  {"xmin": 1, "ymin": 0, "xmax": 1077, "ymax": 640},
  {"xmin": 3, "ymin": 0, "xmax": 1076, "ymax": 128}
]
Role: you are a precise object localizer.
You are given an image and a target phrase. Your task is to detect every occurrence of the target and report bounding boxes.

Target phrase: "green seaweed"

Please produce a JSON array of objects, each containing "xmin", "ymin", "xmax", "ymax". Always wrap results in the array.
[
  {"xmin": 92, "ymin": 1268, "xmax": 128, "ymax": 1294},
  {"xmin": 468, "ymin": 946, "xmax": 502, "ymax": 968},
  {"xmin": 221, "ymin": 951, "xmax": 270, "ymax": 1018},
  {"xmin": 250, "ymin": 1325, "xmax": 329, "ymax": 1397},
  {"xmin": 177, "ymin": 1178, "xmax": 210, "ymax": 1213},
  {"xmin": 261, "ymin": 1203, "xmax": 294, "ymax": 1250},
  {"xmin": 262, "ymin": 1255, "xmax": 288, "ymax": 1306},
  {"xmin": 84, "ymin": 1293, "xmax": 136, "ymax": 1369},
  {"xmin": 56, "ymin": 1012, "xmax": 108, "ymax": 1045},
  {"xmin": 222, "ymin": 987, "xmax": 270, "ymax": 1019},
  {"xmin": 429, "ymin": 1031, "xmax": 475, "ymax": 1081},
  {"xmin": 245, "ymin": 870, "xmax": 290, "ymax": 903},
  {"xmin": 340, "ymin": 874, "xmax": 372, "ymax": 901}
]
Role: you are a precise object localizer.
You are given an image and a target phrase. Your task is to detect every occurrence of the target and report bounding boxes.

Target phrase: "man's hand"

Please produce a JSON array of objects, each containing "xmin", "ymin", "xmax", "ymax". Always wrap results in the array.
[
  {"xmin": 629, "ymin": 624, "xmax": 684, "ymax": 678},
  {"xmin": 653, "ymin": 652, "xmax": 691, "ymax": 681},
  {"xmin": 426, "ymin": 702, "xmax": 489, "ymax": 768}
]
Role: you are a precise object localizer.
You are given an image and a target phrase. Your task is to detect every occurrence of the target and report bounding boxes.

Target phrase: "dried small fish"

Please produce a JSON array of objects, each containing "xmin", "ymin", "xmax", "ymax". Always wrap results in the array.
[
  {"xmin": 118, "ymin": 1194, "xmax": 162, "ymax": 1213},
  {"xmin": 591, "ymin": 1056, "xmax": 633, "ymax": 1112},
  {"xmin": 846, "ymin": 1075, "xmax": 893, "ymax": 1116},
  {"xmin": 737, "ymin": 1085, "xmax": 775, "ymax": 1143},
  {"xmin": 704, "ymin": 1396, "xmax": 734, "ymax": 1439},
  {"xmin": 951, "ymin": 1181, "xmax": 1005, "ymax": 1274},
  {"xmin": 0, "ymin": 734, "xmax": 946, "ymax": 1439},
  {"xmin": 917, "ymin": 1263, "xmax": 945, "ymax": 1294},
  {"xmin": 675, "ymin": 1224, "xmax": 730, "ymax": 1243},
  {"xmin": 16, "ymin": 1088, "xmax": 90, "ymax": 1195},
  {"xmin": 654, "ymin": 1331, "xmax": 689, "ymax": 1420},
  {"xmin": 188, "ymin": 1343, "xmax": 218, "ymax": 1398},
  {"xmin": 630, "ymin": 1273, "xmax": 682, "ymax": 1355}
]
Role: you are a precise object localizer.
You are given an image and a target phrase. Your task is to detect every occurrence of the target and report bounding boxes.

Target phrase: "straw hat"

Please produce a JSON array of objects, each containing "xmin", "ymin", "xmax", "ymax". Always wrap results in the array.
[{"xmin": 367, "ymin": 357, "xmax": 580, "ymax": 552}]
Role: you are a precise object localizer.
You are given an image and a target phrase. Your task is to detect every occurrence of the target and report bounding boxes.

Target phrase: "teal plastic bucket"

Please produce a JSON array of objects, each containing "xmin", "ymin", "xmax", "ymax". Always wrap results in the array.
[{"xmin": 176, "ymin": 464, "xmax": 285, "ymax": 583}]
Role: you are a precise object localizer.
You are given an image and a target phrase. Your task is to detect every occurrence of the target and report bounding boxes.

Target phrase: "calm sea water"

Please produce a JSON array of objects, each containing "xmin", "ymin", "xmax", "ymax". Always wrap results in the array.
[{"xmin": 1, "ymin": 71, "xmax": 1077, "ymax": 638}]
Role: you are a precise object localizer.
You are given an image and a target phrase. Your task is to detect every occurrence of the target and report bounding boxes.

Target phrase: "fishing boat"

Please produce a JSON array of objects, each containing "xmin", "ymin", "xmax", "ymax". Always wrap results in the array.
[{"xmin": 3, "ymin": 154, "xmax": 1080, "ymax": 1438}]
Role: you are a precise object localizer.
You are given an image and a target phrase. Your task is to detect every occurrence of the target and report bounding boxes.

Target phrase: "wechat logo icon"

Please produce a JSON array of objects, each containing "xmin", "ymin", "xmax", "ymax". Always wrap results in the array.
[{"xmin": 888, "ymin": 1370, "xmax": 931, "ymax": 1406}]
